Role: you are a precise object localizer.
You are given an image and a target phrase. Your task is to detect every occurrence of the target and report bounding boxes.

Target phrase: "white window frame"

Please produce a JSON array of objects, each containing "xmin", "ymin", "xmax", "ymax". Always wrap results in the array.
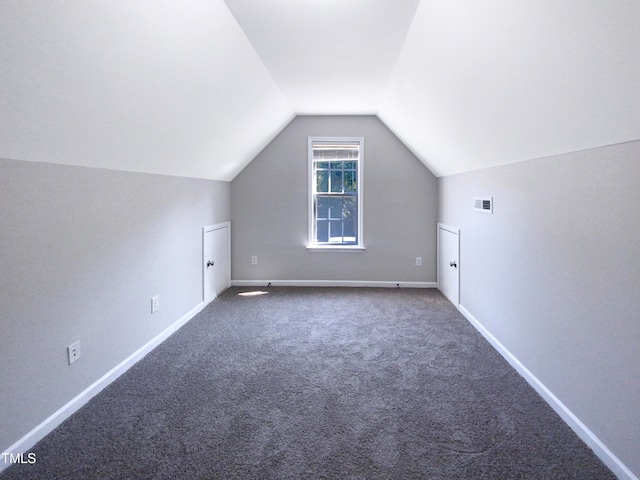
[{"xmin": 307, "ymin": 136, "xmax": 365, "ymax": 252}]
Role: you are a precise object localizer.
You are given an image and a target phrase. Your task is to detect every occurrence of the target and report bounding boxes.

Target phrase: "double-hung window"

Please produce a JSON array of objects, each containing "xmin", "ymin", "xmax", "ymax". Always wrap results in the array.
[{"xmin": 308, "ymin": 137, "xmax": 364, "ymax": 250}]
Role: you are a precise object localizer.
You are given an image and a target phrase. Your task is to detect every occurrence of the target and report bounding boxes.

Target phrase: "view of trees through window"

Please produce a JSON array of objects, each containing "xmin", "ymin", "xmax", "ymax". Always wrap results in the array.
[{"xmin": 312, "ymin": 142, "xmax": 359, "ymax": 244}]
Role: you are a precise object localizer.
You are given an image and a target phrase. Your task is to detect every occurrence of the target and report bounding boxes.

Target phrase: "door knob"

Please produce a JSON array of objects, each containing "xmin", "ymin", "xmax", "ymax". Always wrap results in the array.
[
  {"xmin": 449, "ymin": 261, "xmax": 457, "ymax": 268},
  {"xmin": 207, "ymin": 260, "xmax": 214, "ymax": 268}
]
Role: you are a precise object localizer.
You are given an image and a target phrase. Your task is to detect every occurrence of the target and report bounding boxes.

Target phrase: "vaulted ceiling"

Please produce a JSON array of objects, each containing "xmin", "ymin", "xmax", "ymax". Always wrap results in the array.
[{"xmin": 1, "ymin": 0, "xmax": 639, "ymax": 180}]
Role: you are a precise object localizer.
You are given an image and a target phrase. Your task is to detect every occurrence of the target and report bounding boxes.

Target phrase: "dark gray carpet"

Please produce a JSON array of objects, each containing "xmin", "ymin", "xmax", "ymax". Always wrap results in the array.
[{"xmin": 2, "ymin": 287, "xmax": 615, "ymax": 479}]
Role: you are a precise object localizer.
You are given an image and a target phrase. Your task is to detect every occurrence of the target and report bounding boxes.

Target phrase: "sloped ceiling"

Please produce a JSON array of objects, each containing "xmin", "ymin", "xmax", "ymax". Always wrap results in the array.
[
  {"xmin": 1, "ymin": 0, "xmax": 639, "ymax": 180},
  {"xmin": 222, "ymin": 0, "xmax": 421, "ymax": 115},
  {"xmin": 379, "ymin": 0, "xmax": 640, "ymax": 176},
  {"xmin": 0, "ymin": 0, "xmax": 293, "ymax": 181}
]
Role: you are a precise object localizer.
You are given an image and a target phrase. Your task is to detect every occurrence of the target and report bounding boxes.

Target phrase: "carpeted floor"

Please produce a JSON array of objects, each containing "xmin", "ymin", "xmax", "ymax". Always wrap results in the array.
[{"xmin": 1, "ymin": 287, "xmax": 616, "ymax": 479}]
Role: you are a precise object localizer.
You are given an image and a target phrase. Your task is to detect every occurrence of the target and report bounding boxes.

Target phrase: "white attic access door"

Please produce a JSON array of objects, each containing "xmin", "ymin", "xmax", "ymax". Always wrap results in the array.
[
  {"xmin": 437, "ymin": 223, "xmax": 460, "ymax": 308},
  {"xmin": 203, "ymin": 223, "xmax": 231, "ymax": 305}
]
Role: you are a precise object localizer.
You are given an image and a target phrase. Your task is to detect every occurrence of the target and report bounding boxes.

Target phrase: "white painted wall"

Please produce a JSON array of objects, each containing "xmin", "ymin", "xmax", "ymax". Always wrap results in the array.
[
  {"xmin": 0, "ymin": 158, "xmax": 230, "ymax": 454},
  {"xmin": 438, "ymin": 142, "xmax": 640, "ymax": 478},
  {"xmin": 0, "ymin": 0, "xmax": 293, "ymax": 181},
  {"xmin": 231, "ymin": 116, "xmax": 438, "ymax": 285}
]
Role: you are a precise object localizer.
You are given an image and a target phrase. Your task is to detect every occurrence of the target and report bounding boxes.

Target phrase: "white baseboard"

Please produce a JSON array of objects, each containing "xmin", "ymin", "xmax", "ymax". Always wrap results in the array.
[
  {"xmin": 231, "ymin": 280, "xmax": 437, "ymax": 289},
  {"xmin": 458, "ymin": 304, "xmax": 638, "ymax": 480},
  {"xmin": 1, "ymin": 301, "xmax": 205, "ymax": 473}
]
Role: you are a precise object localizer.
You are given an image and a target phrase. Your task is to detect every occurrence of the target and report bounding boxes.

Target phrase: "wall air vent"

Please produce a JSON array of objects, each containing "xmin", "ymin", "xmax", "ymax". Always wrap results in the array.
[{"xmin": 474, "ymin": 196, "xmax": 493, "ymax": 214}]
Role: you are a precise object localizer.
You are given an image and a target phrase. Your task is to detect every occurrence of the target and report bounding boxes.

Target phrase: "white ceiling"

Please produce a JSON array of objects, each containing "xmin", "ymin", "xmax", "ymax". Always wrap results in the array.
[
  {"xmin": 222, "ymin": 0, "xmax": 421, "ymax": 114},
  {"xmin": 1, "ymin": 0, "xmax": 640, "ymax": 180},
  {"xmin": 378, "ymin": 0, "xmax": 640, "ymax": 176},
  {"xmin": 0, "ymin": 0, "xmax": 294, "ymax": 181}
]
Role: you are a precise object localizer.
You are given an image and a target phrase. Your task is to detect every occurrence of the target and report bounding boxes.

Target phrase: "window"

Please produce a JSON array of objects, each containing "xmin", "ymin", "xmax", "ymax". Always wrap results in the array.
[{"xmin": 308, "ymin": 137, "xmax": 364, "ymax": 250}]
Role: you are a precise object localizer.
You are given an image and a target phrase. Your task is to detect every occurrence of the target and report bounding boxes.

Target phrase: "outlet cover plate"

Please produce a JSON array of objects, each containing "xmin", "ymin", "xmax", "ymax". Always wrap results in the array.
[
  {"xmin": 151, "ymin": 295, "xmax": 160, "ymax": 314},
  {"xmin": 67, "ymin": 341, "xmax": 81, "ymax": 365}
]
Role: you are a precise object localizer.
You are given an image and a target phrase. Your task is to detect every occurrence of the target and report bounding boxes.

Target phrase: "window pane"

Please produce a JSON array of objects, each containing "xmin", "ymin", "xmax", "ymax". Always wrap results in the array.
[
  {"xmin": 316, "ymin": 219, "xmax": 328, "ymax": 243},
  {"xmin": 331, "ymin": 169, "xmax": 343, "ymax": 193},
  {"xmin": 343, "ymin": 196, "xmax": 356, "ymax": 217},
  {"xmin": 329, "ymin": 220, "xmax": 342, "ymax": 241},
  {"xmin": 328, "ymin": 197, "xmax": 342, "ymax": 219},
  {"xmin": 316, "ymin": 170, "xmax": 328, "ymax": 192},
  {"xmin": 343, "ymin": 196, "xmax": 357, "ymax": 240},
  {"xmin": 317, "ymin": 196, "xmax": 329, "ymax": 219},
  {"xmin": 344, "ymin": 171, "xmax": 355, "ymax": 193},
  {"xmin": 343, "ymin": 221, "xmax": 355, "ymax": 239}
]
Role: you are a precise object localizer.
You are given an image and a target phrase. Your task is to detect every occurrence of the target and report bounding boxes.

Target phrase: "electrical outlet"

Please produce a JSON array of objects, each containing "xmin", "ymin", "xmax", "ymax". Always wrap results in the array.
[
  {"xmin": 151, "ymin": 295, "xmax": 160, "ymax": 314},
  {"xmin": 416, "ymin": 256, "xmax": 422, "ymax": 267},
  {"xmin": 67, "ymin": 341, "xmax": 81, "ymax": 365},
  {"xmin": 251, "ymin": 256, "xmax": 258, "ymax": 265}
]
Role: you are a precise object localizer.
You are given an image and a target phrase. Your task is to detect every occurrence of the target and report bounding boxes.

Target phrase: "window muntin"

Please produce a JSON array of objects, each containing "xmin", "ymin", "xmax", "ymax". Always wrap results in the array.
[{"xmin": 309, "ymin": 138, "xmax": 363, "ymax": 248}]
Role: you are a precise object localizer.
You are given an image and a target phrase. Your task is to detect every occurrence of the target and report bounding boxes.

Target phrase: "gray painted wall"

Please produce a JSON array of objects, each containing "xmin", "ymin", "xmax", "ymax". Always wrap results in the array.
[
  {"xmin": 438, "ymin": 143, "xmax": 640, "ymax": 477},
  {"xmin": 0, "ymin": 158, "xmax": 230, "ymax": 452},
  {"xmin": 231, "ymin": 115, "xmax": 438, "ymax": 283}
]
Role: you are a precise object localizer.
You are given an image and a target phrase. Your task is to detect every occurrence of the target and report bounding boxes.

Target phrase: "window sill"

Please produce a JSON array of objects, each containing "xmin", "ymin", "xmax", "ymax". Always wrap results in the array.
[{"xmin": 306, "ymin": 245, "xmax": 366, "ymax": 253}]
